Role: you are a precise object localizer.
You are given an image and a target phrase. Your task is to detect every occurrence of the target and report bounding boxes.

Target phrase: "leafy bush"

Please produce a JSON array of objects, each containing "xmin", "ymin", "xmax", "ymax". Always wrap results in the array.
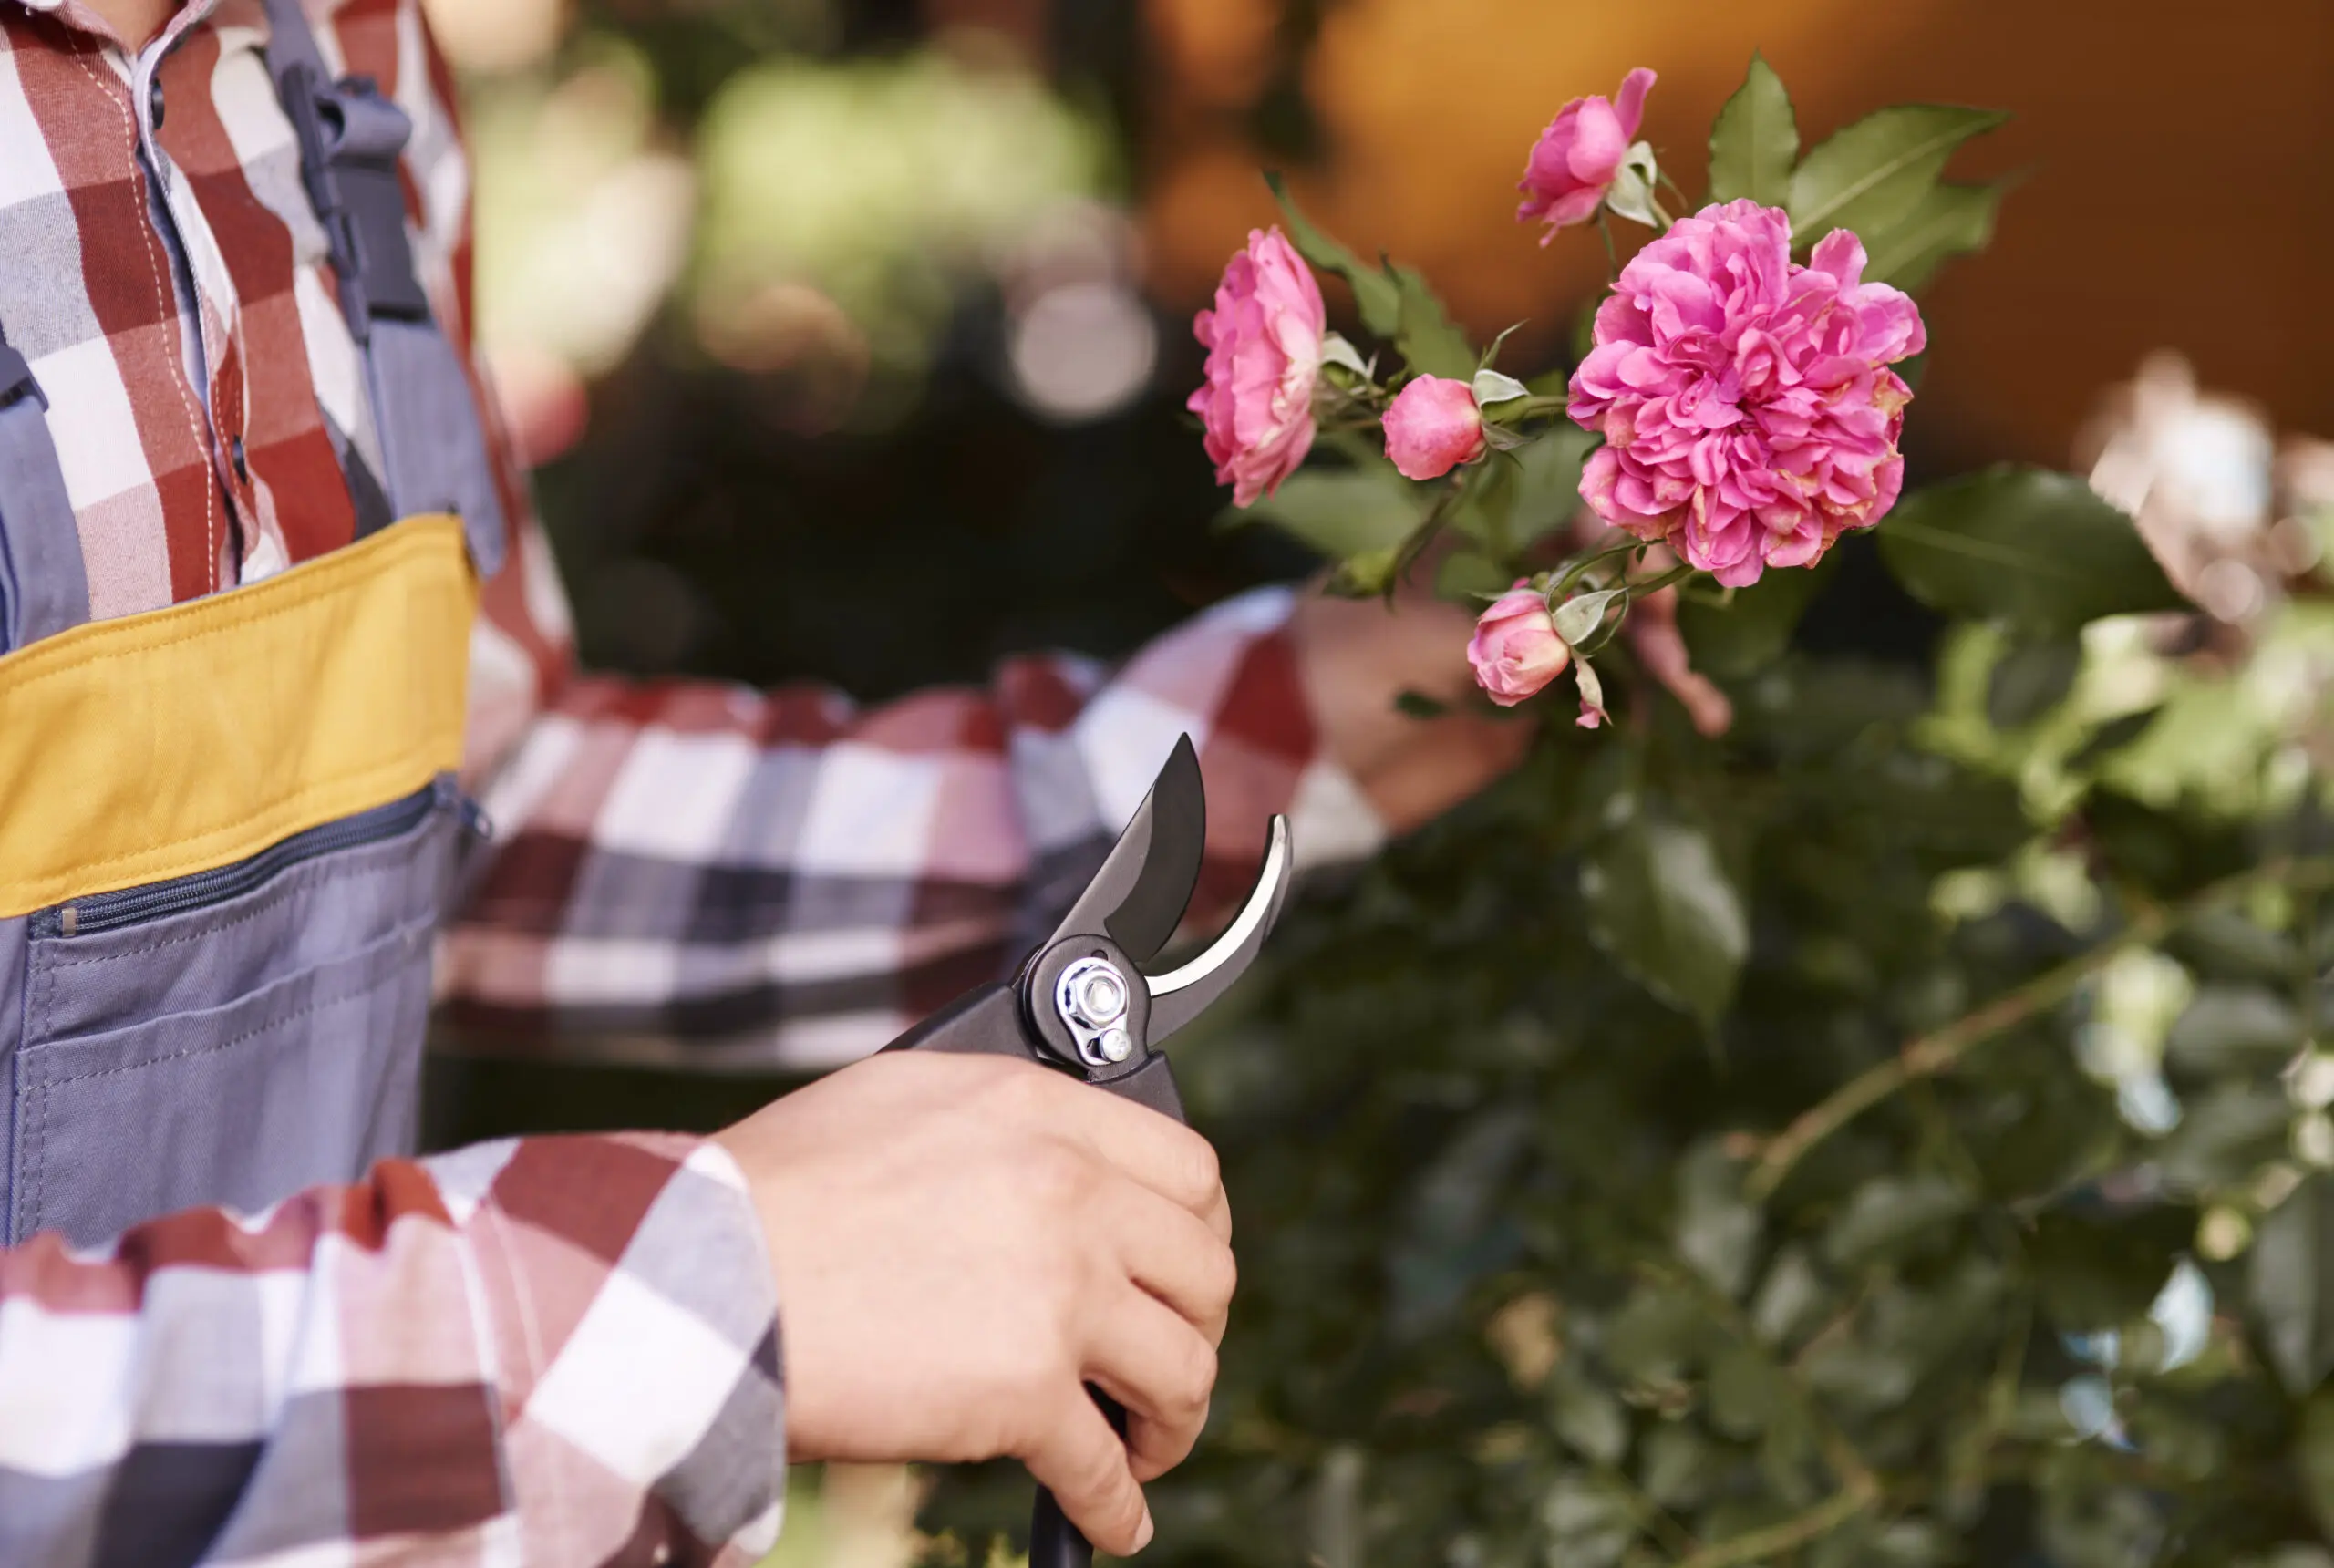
[{"xmin": 921, "ymin": 57, "xmax": 2334, "ymax": 1568}]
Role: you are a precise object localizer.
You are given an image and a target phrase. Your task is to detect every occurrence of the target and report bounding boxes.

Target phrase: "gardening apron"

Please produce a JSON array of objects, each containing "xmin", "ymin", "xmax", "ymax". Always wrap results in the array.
[{"xmin": 0, "ymin": 0, "xmax": 506, "ymax": 1247}]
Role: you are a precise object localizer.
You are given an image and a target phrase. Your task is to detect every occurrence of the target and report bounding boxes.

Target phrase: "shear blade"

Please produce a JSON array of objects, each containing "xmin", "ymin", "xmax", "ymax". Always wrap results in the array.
[
  {"xmin": 1041, "ymin": 734, "xmax": 1208, "ymax": 965},
  {"xmin": 1143, "ymin": 814, "xmax": 1292, "ymax": 1045}
]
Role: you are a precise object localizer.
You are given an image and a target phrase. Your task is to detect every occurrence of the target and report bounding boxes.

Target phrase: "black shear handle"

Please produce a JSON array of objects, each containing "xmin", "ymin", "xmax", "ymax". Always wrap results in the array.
[{"xmin": 1031, "ymin": 1390, "xmax": 1129, "ymax": 1568}]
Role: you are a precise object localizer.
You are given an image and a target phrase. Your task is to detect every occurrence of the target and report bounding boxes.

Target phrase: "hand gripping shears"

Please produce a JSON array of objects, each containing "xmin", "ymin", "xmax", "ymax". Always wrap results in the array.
[{"xmin": 886, "ymin": 734, "xmax": 1293, "ymax": 1567}]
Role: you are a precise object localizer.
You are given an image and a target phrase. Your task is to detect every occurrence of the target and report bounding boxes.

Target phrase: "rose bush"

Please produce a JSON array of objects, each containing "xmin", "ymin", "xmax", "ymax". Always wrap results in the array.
[{"xmin": 922, "ymin": 54, "xmax": 2334, "ymax": 1568}]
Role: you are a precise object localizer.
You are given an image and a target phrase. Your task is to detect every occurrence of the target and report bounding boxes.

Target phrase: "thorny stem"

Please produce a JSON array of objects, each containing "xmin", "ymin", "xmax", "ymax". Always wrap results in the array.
[
  {"xmin": 1596, "ymin": 211, "xmax": 1620, "ymax": 278},
  {"xmin": 1748, "ymin": 855, "xmax": 2334, "ymax": 1202}
]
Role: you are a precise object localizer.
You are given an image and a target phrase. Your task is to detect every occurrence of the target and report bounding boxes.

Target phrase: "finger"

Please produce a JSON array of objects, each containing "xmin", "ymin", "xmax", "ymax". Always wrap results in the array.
[
  {"xmin": 1084, "ymin": 1285, "xmax": 1219, "ymax": 1481},
  {"xmin": 1023, "ymin": 1386, "xmax": 1153, "ymax": 1556},
  {"xmin": 1100, "ymin": 1177, "xmax": 1237, "ymax": 1346},
  {"xmin": 1041, "ymin": 1077, "xmax": 1226, "ymax": 1222}
]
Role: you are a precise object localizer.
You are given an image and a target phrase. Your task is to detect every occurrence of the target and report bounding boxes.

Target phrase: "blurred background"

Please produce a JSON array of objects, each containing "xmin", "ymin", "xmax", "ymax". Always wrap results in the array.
[{"xmin": 418, "ymin": 0, "xmax": 2334, "ymax": 1560}]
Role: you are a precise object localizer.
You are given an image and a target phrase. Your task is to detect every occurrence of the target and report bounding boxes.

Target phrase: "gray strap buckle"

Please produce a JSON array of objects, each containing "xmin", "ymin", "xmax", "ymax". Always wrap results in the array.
[
  {"xmin": 0, "ymin": 344, "xmax": 42, "ymax": 413},
  {"xmin": 279, "ymin": 67, "xmax": 429, "ymax": 339}
]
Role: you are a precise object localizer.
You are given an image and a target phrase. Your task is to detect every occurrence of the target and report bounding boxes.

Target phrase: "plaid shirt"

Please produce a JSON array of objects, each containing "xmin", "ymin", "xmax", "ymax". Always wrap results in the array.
[{"xmin": 0, "ymin": 0, "xmax": 1376, "ymax": 1559}]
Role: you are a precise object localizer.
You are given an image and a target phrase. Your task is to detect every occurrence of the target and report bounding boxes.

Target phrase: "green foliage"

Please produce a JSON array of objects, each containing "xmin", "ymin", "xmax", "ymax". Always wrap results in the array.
[
  {"xmin": 1583, "ymin": 800, "xmax": 1749, "ymax": 1029},
  {"xmin": 1265, "ymin": 170, "xmax": 1402, "ymax": 336},
  {"xmin": 1864, "ymin": 181, "xmax": 2007, "ymax": 292},
  {"xmin": 1879, "ymin": 466, "xmax": 2190, "ymax": 634},
  {"xmin": 1787, "ymin": 105, "xmax": 2009, "ymax": 247},
  {"xmin": 1707, "ymin": 54, "xmax": 1798, "ymax": 208}
]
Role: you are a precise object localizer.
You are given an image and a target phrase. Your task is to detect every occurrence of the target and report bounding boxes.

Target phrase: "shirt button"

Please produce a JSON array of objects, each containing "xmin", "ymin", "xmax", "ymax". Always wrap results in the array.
[
  {"xmin": 230, "ymin": 436, "xmax": 249, "ymax": 483},
  {"xmin": 148, "ymin": 77, "xmax": 165, "ymax": 131}
]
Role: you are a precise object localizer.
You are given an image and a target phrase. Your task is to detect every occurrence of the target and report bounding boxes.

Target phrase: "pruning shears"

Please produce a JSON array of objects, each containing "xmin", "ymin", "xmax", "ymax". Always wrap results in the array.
[{"xmin": 887, "ymin": 733, "xmax": 1294, "ymax": 1567}]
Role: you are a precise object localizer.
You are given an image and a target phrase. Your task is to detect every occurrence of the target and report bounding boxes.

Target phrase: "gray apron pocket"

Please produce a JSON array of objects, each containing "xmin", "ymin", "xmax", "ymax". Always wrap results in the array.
[{"xmin": 6, "ymin": 781, "xmax": 467, "ymax": 1246}]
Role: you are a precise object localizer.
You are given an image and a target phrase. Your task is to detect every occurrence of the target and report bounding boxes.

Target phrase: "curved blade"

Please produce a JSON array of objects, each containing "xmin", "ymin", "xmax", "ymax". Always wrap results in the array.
[
  {"xmin": 1143, "ymin": 815, "xmax": 1291, "ymax": 1044},
  {"xmin": 1042, "ymin": 734, "xmax": 1206, "ymax": 964}
]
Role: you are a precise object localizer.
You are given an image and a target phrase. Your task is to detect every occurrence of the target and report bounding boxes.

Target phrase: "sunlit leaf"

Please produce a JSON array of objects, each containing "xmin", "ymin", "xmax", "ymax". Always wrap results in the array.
[
  {"xmin": 1708, "ymin": 53, "xmax": 1798, "ymax": 207},
  {"xmin": 1788, "ymin": 105, "xmax": 2008, "ymax": 247},
  {"xmin": 1861, "ymin": 181, "xmax": 2004, "ymax": 294}
]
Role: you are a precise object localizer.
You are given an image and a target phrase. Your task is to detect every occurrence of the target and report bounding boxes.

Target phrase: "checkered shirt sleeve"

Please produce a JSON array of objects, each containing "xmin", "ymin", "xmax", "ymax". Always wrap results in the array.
[
  {"xmin": 0, "ymin": 1133, "xmax": 786, "ymax": 1567},
  {"xmin": 449, "ymin": 569, "xmax": 1389, "ymax": 1068}
]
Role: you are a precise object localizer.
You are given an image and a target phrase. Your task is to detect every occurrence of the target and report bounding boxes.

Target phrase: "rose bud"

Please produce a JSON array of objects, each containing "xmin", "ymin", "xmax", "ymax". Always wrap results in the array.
[
  {"xmin": 1467, "ymin": 582, "xmax": 1570, "ymax": 707},
  {"xmin": 1384, "ymin": 376, "xmax": 1488, "ymax": 480}
]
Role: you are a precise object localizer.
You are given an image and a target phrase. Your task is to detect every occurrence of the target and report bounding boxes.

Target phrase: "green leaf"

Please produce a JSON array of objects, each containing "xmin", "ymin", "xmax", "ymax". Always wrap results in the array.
[
  {"xmin": 1708, "ymin": 53, "xmax": 1798, "ymax": 207},
  {"xmin": 1985, "ymin": 634, "xmax": 2082, "ymax": 729},
  {"xmin": 1435, "ymin": 550, "xmax": 1513, "ymax": 601},
  {"xmin": 1788, "ymin": 105, "xmax": 2009, "ymax": 247},
  {"xmin": 1263, "ymin": 170, "xmax": 1400, "ymax": 336},
  {"xmin": 1582, "ymin": 807, "xmax": 1749, "ymax": 1027},
  {"xmin": 1236, "ymin": 465, "xmax": 1427, "ymax": 560},
  {"xmin": 1386, "ymin": 262, "xmax": 1476, "ymax": 379},
  {"xmin": 1878, "ymin": 466, "xmax": 2188, "ymax": 634},
  {"xmin": 1549, "ymin": 1367, "xmax": 1629, "ymax": 1463},
  {"xmin": 2164, "ymin": 986, "xmax": 2304, "ymax": 1076},
  {"xmin": 1603, "ymin": 141, "xmax": 1663, "ymax": 229},
  {"xmin": 1553, "ymin": 588, "xmax": 1622, "ymax": 647},
  {"xmin": 1861, "ymin": 181, "xmax": 2004, "ymax": 294},
  {"xmin": 1676, "ymin": 552, "xmax": 1837, "ymax": 678},
  {"xmin": 1678, "ymin": 1140, "xmax": 1763, "ymax": 1297},
  {"xmin": 1508, "ymin": 426, "xmax": 1596, "ymax": 550},
  {"xmin": 1707, "ymin": 1342, "xmax": 1786, "ymax": 1438},
  {"xmin": 1472, "ymin": 367, "xmax": 1529, "ymax": 406},
  {"xmin": 2252, "ymin": 1174, "xmax": 2334, "ymax": 1395},
  {"xmin": 1823, "ymin": 1175, "xmax": 1968, "ymax": 1267}
]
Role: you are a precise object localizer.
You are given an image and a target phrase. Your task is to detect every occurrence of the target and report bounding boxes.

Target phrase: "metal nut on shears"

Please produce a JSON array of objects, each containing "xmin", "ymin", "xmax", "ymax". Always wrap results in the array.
[{"xmin": 1056, "ymin": 957, "xmax": 1136, "ymax": 1068}]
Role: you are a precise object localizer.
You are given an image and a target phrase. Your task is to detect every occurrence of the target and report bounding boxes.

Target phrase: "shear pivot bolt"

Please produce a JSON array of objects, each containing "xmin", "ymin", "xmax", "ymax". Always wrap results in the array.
[
  {"xmin": 1074, "ymin": 970, "xmax": 1127, "ymax": 1026},
  {"xmin": 1056, "ymin": 956, "xmax": 1138, "ymax": 1069}
]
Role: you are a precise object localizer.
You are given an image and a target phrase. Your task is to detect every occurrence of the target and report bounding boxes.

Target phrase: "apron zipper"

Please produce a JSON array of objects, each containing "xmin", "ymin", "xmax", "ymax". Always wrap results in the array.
[{"xmin": 35, "ymin": 779, "xmax": 451, "ymax": 939}]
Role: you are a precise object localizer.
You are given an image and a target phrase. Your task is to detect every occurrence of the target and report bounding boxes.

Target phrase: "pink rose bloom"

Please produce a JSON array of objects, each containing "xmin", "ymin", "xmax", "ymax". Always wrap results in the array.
[
  {"xmin": 1516, "ymin": 67, "xmax": 1657, "ymax": 242},
  {"xmin": 1189, "ymin": 227, "xmax": 1327, "ymax": 506},
  {"xmin": 1567, "ymin": 200, "xmax": 1926, "ymax": 588},
  {"xmin": 1383, "ymin": 376, "xmax": 1487, "ymax": 480},
  {"xmin": 1468, "ymin": 582, "xmax": 1570, "ymax": 707}
]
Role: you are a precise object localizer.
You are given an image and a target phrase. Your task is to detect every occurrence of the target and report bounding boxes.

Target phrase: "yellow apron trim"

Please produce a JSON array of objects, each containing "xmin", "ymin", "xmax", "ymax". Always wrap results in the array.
[{"xmin": 0, "ymin": 514, "xmax": 475, "ymax": 920}]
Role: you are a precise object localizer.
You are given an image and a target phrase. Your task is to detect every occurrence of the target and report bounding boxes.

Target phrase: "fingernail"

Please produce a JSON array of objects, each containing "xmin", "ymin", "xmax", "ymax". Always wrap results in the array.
[{"xmin": 1133, "ymin": 1507, "xmax": 1155, "ymax": 1553}]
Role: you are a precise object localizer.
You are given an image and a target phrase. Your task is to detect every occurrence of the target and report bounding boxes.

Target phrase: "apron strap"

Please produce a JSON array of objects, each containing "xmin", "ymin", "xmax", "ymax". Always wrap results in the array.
[
  {"xmin": 0, "ymin": 315, "xmax": 92, "ymax": 652},
  {"xmin": 259, "ymin": 0, "xmax": 507, "ymax": 576}
]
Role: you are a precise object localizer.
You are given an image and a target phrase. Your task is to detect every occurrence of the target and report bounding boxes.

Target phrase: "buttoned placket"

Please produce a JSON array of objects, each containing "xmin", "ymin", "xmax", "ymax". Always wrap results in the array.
[{"xmin": 44, "ymin": 0, "xmax": 267, "ymax": 590}]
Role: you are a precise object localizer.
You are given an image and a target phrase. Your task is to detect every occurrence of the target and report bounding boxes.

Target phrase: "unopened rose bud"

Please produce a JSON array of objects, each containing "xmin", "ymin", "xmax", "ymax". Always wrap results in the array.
[
  {"xmin": 1467, "ymin": 583, "xmax": 1570, "ymax": 707},
  {"xmin": 1384, "ymin": 376, "xmax": 1487, "ymax": 480}
]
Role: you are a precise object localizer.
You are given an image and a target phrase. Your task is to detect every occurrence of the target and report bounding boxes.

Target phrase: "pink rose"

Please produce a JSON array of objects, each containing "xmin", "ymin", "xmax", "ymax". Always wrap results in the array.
[
  {"xmin": 1189, "ymin": 227, "xmax": 1327, "ymax": 507},
  {"xmin": 1516, "ymin": 67, "xmax": 1657, "ymax": 242},
  {"xmin": 1568, "ymin": 201, "xmax": 1926, "ymax": 588},
  {"xmin": 1384, "ymin": 376, "xmax": 1487, "ymax": 480},
  {"xmin": 1468, "ymin": 583, "xmax": 1570, "ymax": 707}
]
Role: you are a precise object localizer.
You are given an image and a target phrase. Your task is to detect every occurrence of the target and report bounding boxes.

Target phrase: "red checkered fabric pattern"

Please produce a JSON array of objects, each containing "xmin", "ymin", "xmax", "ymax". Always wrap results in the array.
[{"xmin": 0, "ymin": 1133, "xmax": 787, "ymax": 1565}]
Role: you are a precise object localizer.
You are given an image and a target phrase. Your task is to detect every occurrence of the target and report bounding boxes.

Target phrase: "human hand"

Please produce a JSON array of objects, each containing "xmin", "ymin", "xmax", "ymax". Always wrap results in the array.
[
  {"xmin": 1290, "ymin": 576, "xmax": 1534, "ymax": 833},
  {"xmin": 713, "ymin": 1051, "xmax": 1235, "ymax": 1556}
]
